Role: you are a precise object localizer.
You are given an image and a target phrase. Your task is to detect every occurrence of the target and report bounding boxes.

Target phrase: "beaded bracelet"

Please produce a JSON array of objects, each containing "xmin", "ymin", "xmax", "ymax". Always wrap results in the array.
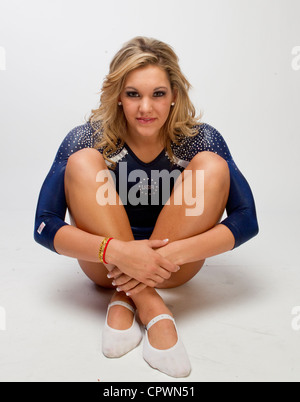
[{"xmin": 99, "ymin": 237, "xmax": 114, "ymax": 264}]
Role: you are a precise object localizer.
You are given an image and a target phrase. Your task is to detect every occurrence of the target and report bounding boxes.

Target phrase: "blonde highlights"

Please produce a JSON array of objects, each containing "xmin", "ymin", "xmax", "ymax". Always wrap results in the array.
[{"xmin": 89, "ymin": 37, "xmax": 201, "ymax": 166}]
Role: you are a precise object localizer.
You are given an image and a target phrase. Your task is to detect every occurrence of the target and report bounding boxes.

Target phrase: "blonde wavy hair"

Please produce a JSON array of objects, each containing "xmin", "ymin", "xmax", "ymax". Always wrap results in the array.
[{"xmin": 89, "ymin": 36, "xmax": 201, "ymax": 167}]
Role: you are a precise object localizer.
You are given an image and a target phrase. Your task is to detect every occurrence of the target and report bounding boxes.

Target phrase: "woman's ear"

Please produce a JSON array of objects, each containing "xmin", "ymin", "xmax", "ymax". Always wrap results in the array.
[{"xmin": 172, "ymin": 88, "xmax": 178, "ymax": 103}]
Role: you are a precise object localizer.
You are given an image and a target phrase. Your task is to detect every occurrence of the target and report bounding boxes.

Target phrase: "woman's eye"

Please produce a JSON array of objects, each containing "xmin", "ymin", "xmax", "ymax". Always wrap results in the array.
[
  {"xmin": 126, "ymin": 91, "xmax": 139, "ymax": 98},
  {"xmin": 153, "ymin": 91, "xmax": 166, "ymax": 98},
  {"xmin": 125, "ymin": 91, "xmax": 166, "ymax": 98}
]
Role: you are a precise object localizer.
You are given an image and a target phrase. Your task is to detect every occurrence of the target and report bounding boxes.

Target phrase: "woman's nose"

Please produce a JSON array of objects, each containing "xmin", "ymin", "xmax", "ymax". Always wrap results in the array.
[{"xmin": 139, "ymin": 97, "xmax": 153, "ymax": 114}]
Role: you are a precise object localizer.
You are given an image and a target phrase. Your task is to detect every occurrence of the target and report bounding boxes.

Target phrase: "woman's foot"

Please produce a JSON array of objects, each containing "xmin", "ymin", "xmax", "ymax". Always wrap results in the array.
[
  {"xmin": 143, "ymin": 314, "xmax": 191, "ymax": 378},
  {"xmin": 146, "ymin": 310, "xmax": 178, "ymax": 350},
  {"xmin": 107, "ymin": 291, "xmax": 135, "ymax": 330},
  {"xmin": 132, "ymin": 288, "xmax": 191, "ymax": 378},
  {"xmin": 102, "ymin": 291, "xmax": 142, "ymax": 358},
  {"xmin": 134, "ymin": 288, "xmax": 178, "ymax": 350}
]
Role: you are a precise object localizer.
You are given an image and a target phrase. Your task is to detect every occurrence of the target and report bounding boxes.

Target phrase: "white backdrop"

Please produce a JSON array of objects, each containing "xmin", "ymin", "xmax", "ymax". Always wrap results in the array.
[
  {"xmin": 0, "ymin": 0, "xmax": 300, "ymax": 382},
  {"xmin": 0, "ymin": 0, "xmax": 299, "ymax": 215},
  {"xmin": 1, "ymin": 0, "xmax": 300, "ymax": 287}
]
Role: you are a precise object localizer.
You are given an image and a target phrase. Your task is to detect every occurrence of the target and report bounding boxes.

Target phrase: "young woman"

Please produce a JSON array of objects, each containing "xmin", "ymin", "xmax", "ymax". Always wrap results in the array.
[{"xmin": 34, "ymin": 37, "xmax": 259, "ymax": 378}]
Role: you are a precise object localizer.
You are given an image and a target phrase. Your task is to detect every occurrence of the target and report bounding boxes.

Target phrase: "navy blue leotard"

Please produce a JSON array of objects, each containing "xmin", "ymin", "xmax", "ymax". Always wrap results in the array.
[{"xmin": 34, "ymin": 122, "xmax": 259, "ymax": 252}]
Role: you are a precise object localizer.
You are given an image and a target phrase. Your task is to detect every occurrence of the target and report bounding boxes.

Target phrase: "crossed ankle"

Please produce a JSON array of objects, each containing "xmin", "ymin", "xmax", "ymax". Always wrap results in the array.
[
  {"xmin": 111, "ymin": 290, "xmax": 135, "ymax": 306},
  {"xmin": 107, "ymin": 292, "xmax": 136, "ymax": 330},
  {"xmin": 138, "ymin": 303, "xmax": 173, "ymax": 327}
]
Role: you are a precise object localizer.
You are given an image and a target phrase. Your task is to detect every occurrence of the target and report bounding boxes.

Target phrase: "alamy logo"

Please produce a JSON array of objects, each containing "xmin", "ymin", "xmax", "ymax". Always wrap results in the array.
[
  {"xmin": 291, "ymin": 306, "xmax": 300, "ymax": 331},
  {"xmin": 96, "ymin": 163, "xmax": 205, "ymax": 217},
  {"xmin": 0, "ymin": 47, "xmax": 6, "ymax": 71},
  {"xmin": 291, "ymin": 46, "xmax": 300, "ymax": 71},
  {"xmin": 0, "ymin": 306, "xmax": 6, "ymax": 331}
]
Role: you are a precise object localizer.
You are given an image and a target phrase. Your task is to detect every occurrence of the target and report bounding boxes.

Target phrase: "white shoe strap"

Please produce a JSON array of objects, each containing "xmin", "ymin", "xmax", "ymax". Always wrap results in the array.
[
  {"xmin": 108, "ymin": 301, "xmax": 135, "ymax": 314},
  {"xmin": 146, "ymin": 314, "xmax": 175, "ymax": 331}
]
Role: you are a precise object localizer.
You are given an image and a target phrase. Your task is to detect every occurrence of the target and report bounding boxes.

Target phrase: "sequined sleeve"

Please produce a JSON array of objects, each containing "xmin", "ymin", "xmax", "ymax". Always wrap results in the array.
[
  {"xmin": 34, "ymin": 123, "xmax": 96, "ymax": 252},
  {"xmin": 172, "ymin": 124, "xmax": 259, "ymax": 248}
]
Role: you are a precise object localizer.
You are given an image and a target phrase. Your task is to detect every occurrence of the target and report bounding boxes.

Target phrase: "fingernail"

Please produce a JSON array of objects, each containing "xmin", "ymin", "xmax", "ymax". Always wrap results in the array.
[
  {"xmin": 112, "ymin": 281, "xmax": 116, "ymax": 286},
  {"xmin": 116, "ymin": 287, "xmax": 121, "ymax": 292},
  {"xmin": 126, "ymin": 292, "xmax": 131, "ymax": 297},
  {"xmin": 107, "ymin": 274, "xmax": 112, "ymax": 279},
  {"xmin": 163, "ymin": 239, "xmax": 169, "ymax": 242},
  {"xmin": 177, "ymin": 266, "xmax": 181, "ymax": 271}
]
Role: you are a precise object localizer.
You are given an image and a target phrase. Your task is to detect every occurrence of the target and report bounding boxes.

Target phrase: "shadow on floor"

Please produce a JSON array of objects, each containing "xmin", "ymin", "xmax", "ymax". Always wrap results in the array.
[{"xmin": 49, "ymin": 262, "xmax": 261, "ymax": 324}]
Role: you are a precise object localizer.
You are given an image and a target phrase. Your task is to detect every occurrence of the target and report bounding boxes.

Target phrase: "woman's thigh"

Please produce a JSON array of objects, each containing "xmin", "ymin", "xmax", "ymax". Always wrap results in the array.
[
  {"xmin": 156, "ymin": 260, "xmax": 205, "ymax": 289},
  {"xmin": 78, "ymin": 260, "xmax": 115, "ymax": 289},
  {"xmin": 78, "ymin": 258, "xmax": 204, "ymax": 291}
]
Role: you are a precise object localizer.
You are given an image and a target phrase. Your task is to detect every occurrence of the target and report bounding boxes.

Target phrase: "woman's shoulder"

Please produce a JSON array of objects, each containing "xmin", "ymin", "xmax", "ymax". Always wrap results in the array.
[
  {"xmin": 53, "ymin": 121, "xmax": 101, "ymax": 164},
  {"xmin": 192, "ymin": 122, "xmax": 225, "ymax": 141},
  {"xmin": 65, "ymin": 121, "xmax": 97, "ymax": 144},
  {"xmin": 61, "ymin": 120, "xmax": 105, "ymax": 150},
  {"xmin": 172, "ymin": 122, "xmax": 232, "ymax": 162}
]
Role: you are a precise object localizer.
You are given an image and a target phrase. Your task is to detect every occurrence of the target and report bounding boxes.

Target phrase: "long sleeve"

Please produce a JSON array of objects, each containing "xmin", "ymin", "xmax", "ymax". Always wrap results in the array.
[
  {"xmin": 172, "ymin": 124, "xmax": 259, "ymax": 248},
  {"xmin": 221, "ymin": 159, "xmax": 259, "ymax": 248},
  {"xmin": 34, "ymin": 123, "xmax": 95, "ymax": 252},
  {"xmin": 202, "ymin": 124, "xmax": 259, "ymax": 248},
  {"xmin": 34, "ymin": 121, "xmax": 259, "ymax": 253}
]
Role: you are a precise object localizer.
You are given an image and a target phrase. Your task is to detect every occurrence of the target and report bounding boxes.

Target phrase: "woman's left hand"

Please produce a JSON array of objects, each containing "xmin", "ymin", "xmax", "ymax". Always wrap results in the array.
[
  {"xmin": 108, "ymin": 241, "xmax": 181, "ymax": 295},
  {"xmin": 108, "ymin": 269, "xmax": 147, "ymax": 296}
]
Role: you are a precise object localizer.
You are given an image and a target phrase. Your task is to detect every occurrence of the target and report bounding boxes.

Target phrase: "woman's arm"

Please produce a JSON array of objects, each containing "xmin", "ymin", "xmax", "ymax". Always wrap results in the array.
[
  {"xmin": 157, "ymin": 224, "xmax": 235, "ymax": 266},
  {"xmin": 35, "ymin": 124, "xmax": 179, "ymax": 287},
  {"xmin": 221, "ymin": 160, "xmax": 259, "ymax": 248},
  {"xmin": 162, "ymin": 160, "xmax": 259, "ymax": 265},
  {"xmin": 34, "ymin": 124, "xmax": 94, "ymax": 251},
  {"xmin": 54, "ymin": 225, "xmax": 179, "ymax": 286},
  {"xmin": 108, "ymin": 127, "xmax": 259, "ymax": 289},
  {"xmin": 54, "ymin": 225, "xmax": 106, "ymax": 262}
]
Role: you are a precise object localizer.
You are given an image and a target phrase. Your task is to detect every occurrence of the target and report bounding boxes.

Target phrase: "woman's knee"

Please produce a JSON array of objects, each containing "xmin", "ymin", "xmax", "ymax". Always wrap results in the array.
[
  {"xmin": 65, "ymin": 148, "xmax": 106, "ymax": 183},
  {"xmin": 78, "ymin": 259, "xmax": 114, "ymax": 288},
  {"xmin": 65, "ymin": 148, "xmax": 107, "ymax": 188},
  {"xmin": 157, "ymin": 260, "xmax": 205, "ymax": 289},
  {"xmin": 189, "ymin": 151, "xmax": 230, "ymax": 190}
]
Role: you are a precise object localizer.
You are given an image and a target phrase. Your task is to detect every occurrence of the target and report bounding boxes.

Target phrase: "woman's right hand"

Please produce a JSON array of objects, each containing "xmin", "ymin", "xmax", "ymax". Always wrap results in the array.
[{"xmin": 105, "ymin": 239, "xmax": 180, "ymax": 287}]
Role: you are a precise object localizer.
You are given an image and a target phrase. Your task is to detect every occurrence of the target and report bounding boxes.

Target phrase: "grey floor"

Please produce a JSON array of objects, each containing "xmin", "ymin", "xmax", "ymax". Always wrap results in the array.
[{"xmin": 0, "ymin": 209, "xmax": 299, "ymax": 382}]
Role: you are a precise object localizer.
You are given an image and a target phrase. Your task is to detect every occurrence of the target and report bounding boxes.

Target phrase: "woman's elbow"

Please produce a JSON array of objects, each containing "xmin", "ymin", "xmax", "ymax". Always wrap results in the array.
[
  {"xmin": 34, "ymin": 217, "xmax": 44, "ymax": 246},
  {"xmin": 244, "ymin": 215, "xmax": 259, "ymax": 245},
  {"xmin": 253, "ymin": 218, "xmax": 259, "ymax": 238},
  {"xmin": 250, "ymin": 206, "xmax": 259, "ymax": 238},
  {"xmin": 233, "ymin": 213, "xmax": 259, "ymax": 248}
]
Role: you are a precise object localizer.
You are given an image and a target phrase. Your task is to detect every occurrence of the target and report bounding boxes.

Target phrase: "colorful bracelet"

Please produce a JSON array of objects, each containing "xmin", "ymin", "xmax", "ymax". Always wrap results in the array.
[{"xmin": 99, "ymin": 237, "xmax": 114, "ymax": 264}]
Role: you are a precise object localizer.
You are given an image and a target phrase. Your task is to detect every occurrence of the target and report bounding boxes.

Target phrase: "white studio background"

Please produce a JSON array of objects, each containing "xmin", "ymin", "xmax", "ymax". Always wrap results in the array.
[
  {"xmin": 0, "ymin": 0, "xmax": 299, "ymax": 262},
  {"xmin": 0, "ymin": 0, "xmax": 300, "ymax": 382}
]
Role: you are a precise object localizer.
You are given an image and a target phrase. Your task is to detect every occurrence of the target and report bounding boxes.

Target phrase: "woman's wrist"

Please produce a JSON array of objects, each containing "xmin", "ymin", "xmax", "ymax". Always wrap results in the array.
[
  {"xmin": 103, "ymin": 238, "xmax": 125, "ymax": 266},
  {"xmin": 156, "ymin": 239, "xmax": 186, "ymax": 266}
]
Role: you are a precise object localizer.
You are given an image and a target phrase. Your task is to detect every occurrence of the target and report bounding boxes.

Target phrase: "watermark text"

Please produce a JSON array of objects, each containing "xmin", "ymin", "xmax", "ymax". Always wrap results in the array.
[
  {"xmin": 0, "ymin": 47, "xmax": 6, "ymax": 71},
  {"xmin": 291, "ymin": 306, "xmax": 300, "ymax": 331},
  {"xmin": 96, "ymin": 163, "xmax": 205, "ymax": 217},
  {"xmin": 0, "ymin": 306, "xmax": 6, "ymax": 331},
  {"xmin": 291, "ymin": 46, "xmax": 300, "ymax": 71}
]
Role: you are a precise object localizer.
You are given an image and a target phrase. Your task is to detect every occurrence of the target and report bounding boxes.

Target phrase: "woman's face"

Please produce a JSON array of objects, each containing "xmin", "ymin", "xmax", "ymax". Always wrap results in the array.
[{"xmin": 120, "ymin": 65, "xmax": 175, "ymax": 142}]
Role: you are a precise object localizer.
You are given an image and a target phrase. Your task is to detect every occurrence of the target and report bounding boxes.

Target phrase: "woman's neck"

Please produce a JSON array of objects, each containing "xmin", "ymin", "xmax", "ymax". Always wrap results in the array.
[
  {"xmin": 124, "ymin": 131, "xmax": 165, "ymax": 164},
  {"xmin": 125, "ymin": 131, "xmax": 164, "ymax": 150}
]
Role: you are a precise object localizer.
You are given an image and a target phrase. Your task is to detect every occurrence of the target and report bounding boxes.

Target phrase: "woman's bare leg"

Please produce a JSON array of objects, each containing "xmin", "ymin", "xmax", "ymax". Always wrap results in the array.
[
  {"xmin": 65, "ymin": 148, "xmax": 136, "ymax": 328},
  {"xmin": 151, "ymin": 151, "xmax": 230, "ymax": 289},
  {"xmin": 131, "ymin": 151, "xmax": 230, "ymax": 348},
  {"xmin": 65, "ymin": 148, "xmax": 230, "ymax": 347},
  {"xmin": 131, "ymin": 287, "xmax": 177, "ymax": 349}
]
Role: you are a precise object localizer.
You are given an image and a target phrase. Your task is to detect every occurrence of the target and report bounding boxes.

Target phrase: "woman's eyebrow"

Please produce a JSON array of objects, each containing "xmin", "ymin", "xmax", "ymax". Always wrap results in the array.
[
  {"xmin": 124, "ymin": 86, "xmax": 169, "ymax": 91},
  {"xmin": 154, "ymin": 86, "xmax": 168, "ymax": 91}
]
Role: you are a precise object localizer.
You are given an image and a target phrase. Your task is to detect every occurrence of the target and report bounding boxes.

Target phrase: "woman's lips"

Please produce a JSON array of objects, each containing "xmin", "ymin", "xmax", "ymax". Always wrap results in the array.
[{"xmin": 136, "ymin": 118, "xmax": 157, "ymax": 125}]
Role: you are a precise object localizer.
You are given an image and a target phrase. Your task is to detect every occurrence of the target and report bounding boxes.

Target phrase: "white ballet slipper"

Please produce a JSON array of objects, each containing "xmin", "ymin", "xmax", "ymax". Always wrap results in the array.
[
  {"xmin": 102, "ymin": 301, "xmax": 143, "ymax": 358},
  {"xmin": 143, "ymin": 314, "xmax": 192, "ymax": 378}
]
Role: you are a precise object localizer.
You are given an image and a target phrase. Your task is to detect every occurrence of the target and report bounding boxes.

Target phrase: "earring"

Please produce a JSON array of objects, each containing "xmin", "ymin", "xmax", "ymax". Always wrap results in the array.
[
  {"xmin": 171, "ymin": 102, "xmax": 175, "ymax": 107},
  {"xmin": 118, "ymin": 102, "xmax": 122, "ymax": 106}
]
